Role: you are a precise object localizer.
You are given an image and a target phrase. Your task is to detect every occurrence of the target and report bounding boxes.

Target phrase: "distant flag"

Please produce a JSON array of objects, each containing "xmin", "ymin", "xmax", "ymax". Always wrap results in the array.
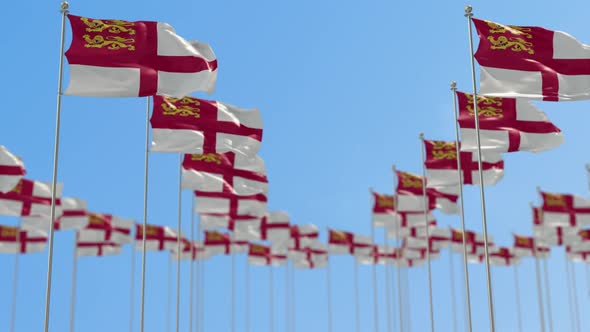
[
  {"xmin": 234, "ymin": 211, "xmax": 291, "ymax": 245},
  {"xmin": 395, "ymin": 257, "xmax": 425, "ymax": 268},
  {"xmin": 568, "ymin": 229, "xmax": 590, "ymax": 252},
  {"xmin": 78, "ymin": 212, "xmax": 134, "ymax": 245},
  {"xmin": 0, "ymin": 146, "xmax": 25, "ymax": 193},
  {"xmin": 194, "ymin": 191, "xmax": 267, "ymax": 217},
  {"xmin": 513, "ymin": 234, "xmax": 550, "ymax": 258},
  {"xmin": 200, "ymin": 214, "xmax": 259, "ymax": 231},
  {"xmin": 203, "ymin": 231, "xmax": 247, "ymax": 256},
  {"xmin": 0, "ymin": 225, "xmax": 46, "ymax": 254},
  {"xmin": 423, "ymin": 140, "xmax": 504, "ymax": 187},
  {"xmin": 22, "ymin": 197, "xmax": 89, "ymax": 231},
  {"xmin": 289, "ymin": 224, "xmax": 319, "ymax": 251},
  {"xmin": 76, "ymin": 240, "xmax": 121, "ymax": 257},
  {"xmin": 489, "ymin": 247, "xmax": 520, "ymax": 266},
  {"xmin": 172, "ymin": 239, "xmax": 209, "ymax": 261},
  {"xmin": 567, "ymin": 247, "xmax": 590, "ymax": 263},
  {"xmin": 135, "ymin": 224, "xmax": 179, "ymax": 251},
  {"xmin": 456, "ymin": 92, "xmax": 563, "ymax": 152},
  {"xmin": 328, "ymin": 229, "xmax": 372, "ymax": 255},
  {"xmin": 290, "ymin": 242, "xmax": 328, "ymax": 269},
  {"xmin": 538, "ymin": 190, "xmax": 590, "ymax": 227},
  {"xmin": 386, "ymin": 220, "xmax": 436, "ymax": 239},
  {"xmin": 248, "ymin": 244, "xmax": 287, "ymax": 266},
  {"xmin": 371, "ymin": 191, "xmax": 434, "ymax": 229},
  {"xmin": 356, "ymin": 245, "xmax": 394, "ymax": 265},
  {"xmin": 64, "ymin": 15, "xmax": 217, "ymax": 97},
  {"xmin": 534, "ymin": 225, "xmax": 577, "ymax": 247},
  {"xmin": 182, "ymin": 153, "xmax": 268, "ymax": 196},
  {"xmin": 150, "ymin": 96, "xmax": 263, "ymax": 155},
  {"xmin": 395, "ymin": 171, "xmax": 459, "ymax": 214},
  {"xmin": 450, "ymin": 228, "xmax": 496, "ymax": 256},
  {"xmin": 0, "ymin": 179, "xmax": 63, "ymax": 217},
  {"xmin": 472, "ymin": 18, "xmax": 590, "ymax": 101}
]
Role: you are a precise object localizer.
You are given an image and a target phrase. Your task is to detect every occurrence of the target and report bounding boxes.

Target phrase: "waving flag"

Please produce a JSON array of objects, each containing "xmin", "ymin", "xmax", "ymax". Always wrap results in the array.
[
  {"xmin": 0, "ymin": 226, "xmax": 46, "ymax": 253},
  {"xmin": 150, "ymin": 96, "xmax": 262, "ymax": 155},
  {"xmin": 473, "ymin": 18, "xmax": 590, "ymax": 101},
  {"xmin": 78, "ymin": 212, "xmax": 134, "ymax": 244},
  {"xmin": 490, "ymin": 247, "xmax": 520, "ymax": 266},
  {"xmin": 291, "ymin": 242, "xmax": 328, "ymax": 269},
  {"xmin": 0, "ymin": 179, "xmax": 63, "ymax": 217},
  {"xmin": 64, "ymin": 15, "xmax": 217, "ymax": 97},
  {"xmin": 328, "ymin": 229, "xmax": 372, "ymax": 255},
  {"xmin": 386, "ymin": 219, "xmax": 436, "ymax": 239},
  {"xmin": 356, "ymin": 245, "xmax": 395, "ymax": 265},
  {"xmin": 513, "ymin": 234, "xmax": 550, "ymax": 258},
  {"xmin": 76, "ymin": 240, "xmax": 121, "ymax": 257},
  {"xmin": 371, "ymin": 192, "xmax": 396, "ymax": 227},
  {"xmin": 248, "ymin": 244, "xmax": 287, "ymax": 266},
  {"xmin": 456, "ymin": 92, "xmax": 563, "ymax": 152},
  {"xmin": 172, "ymin": 239, "xmax": 209, "ymax": 261},
  {"xmin": 568, "ymin": 229, "xmax": 590, "ymax": 252},
  {"xmin": 234, "ymin": 211, "xmax": 291, "ymax": 245},
  {"xmin": 203, "ymin": 231, "xmax": 247, "ymax": 255},
  {"xmin": 200, "ymin": 214, "xmax": 259, "ymax": 231},
  {"xmin": 182, "ymin": 153, "xmax": 268, "ymax": 196},
  {"xmin": 194, "ymin": 191, "xmax": 267, "ymax": 217},
  {"xmin": 396, "ymin": 171, "xmax": 459, "ymax": 214},
  {"xmin": 538, "ymin": 190, "xmax": 590, "ymax": 227},
  {"xmin": 135, "ymin": 224, "xmax": 179, "ymax": 251},
  {"xmin": 22, "ymin": 197, "xmax": 88, "ymax": 231},
  {"xmin": 423, "ymin": 140, "xmax": 504, "ymax": 187},
  {"xmin": 450, "ymin": 229, "xmax": 496, "ymax": 255},
  {"xmin": 289, "ymin": 224, "xmax": 319, "ymax": 251},
  {"xmin": 0, "ymin": 146, "xmax": 25, "ymax": 193}
]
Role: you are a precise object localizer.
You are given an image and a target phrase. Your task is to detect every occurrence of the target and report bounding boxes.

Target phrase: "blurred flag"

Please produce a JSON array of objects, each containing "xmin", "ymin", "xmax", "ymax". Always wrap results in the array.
[
  {"xmin": 328, "ymin": 229, "xmax": 372, "ymax": 255},
  {"xmin": 22, "ymin": 197, "xmax": 88, "ymax": 231},
  {"xmin": 78, "ymin": 212, "xmax": 134, "ymax": 245},
  {"xmin": 194, "ymin": 191, "xmax": 267, "ymax": 217},
  {"xmin": 395, "ymin": 171, "xmax": 459, "ymax": 214},
  {"xmin": 248, "ymin": 243, "xmax": 287, "ymax": 266},
  {"xmin": 0, "ymin": 146, "xmax": 25, "ymax": 193},
  {"xmin": 538, "ymin": 190, "xmax": 590, "ymax": 227},
  {"xmin": 203, "ymin": 231, "xmax": 247, "ymax": 255},
  {"xmin": 172, "ymin": 239, "xmax": 209, "ymax": 261},
  {"xmin": 513, "ymin": 234, "xmax": 550, "ymax": 258},
  {"xmin": 0, "ymin": 225, "xmax": 46, "ymax": 254},
  {"xmin": 135, "ymin": 224, "xmax": 179, "ymax": 251},
  {"xmin": 151, "ymin": 96, "xmax": 262, "ymax": 155},
  {"xmin": 489, "ymin": 247, "xmax": 520, "ymax": 266},
  {"xmin": 64, "ymin": 15, "xmax": 217, "ymax": 97},
  {"xmin": 289, "ymin": 224, "xmax": 319, "ymax": 251},
  {"xmin": 234, "ymin": 211, "xmax": 290, "ymax": 245},
  {"xmin": 76, "ymin": 240, "xmax": 121, "ymax": 257},
  {"xmin": 456, "ymin": 92, "xmax": 563, "ymax": 152},
  {"xmin": 356, "ymin": 245, "xmax": 394, "ymax": 265},
  {"xmin": 290, "ymin": 242, "xmax": 328, "ymax": 269},
  {"xmin": 472, "ymin": 18, "xmax": 590, "ymax": 101},
  {"xmin": 0, "ymin": 179, "xmax": 63, "ymax": 217},
  {"xmin": 386, "ymin": 219, "xmax": 436, "ymax": 239}
]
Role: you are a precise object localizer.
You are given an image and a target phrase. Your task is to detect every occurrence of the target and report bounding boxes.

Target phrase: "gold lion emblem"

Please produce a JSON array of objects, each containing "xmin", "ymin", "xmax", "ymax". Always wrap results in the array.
[{"xmin": 81, "ymin": 17, "xmax": 136, "ymax": 35}]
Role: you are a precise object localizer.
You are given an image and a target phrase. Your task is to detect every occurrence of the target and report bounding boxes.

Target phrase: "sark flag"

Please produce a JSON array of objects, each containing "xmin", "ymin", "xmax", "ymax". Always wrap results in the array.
[
  {"xmin": 203, "ymin": 231, "xmax": 247, "ymax": 255},
  {"xmin": 172, "ymin": 239, "xmax": 209, "ymax": 261},
  {"xmin": 248, "ymin": 244, "xmax": 287, "ymax": 266},
  {"xmin": 386, "ymin": 219, "xmax": 436, "ymax": 239},
  {"xmin": 395, "ymin": 171, "xmax": 459, "ymax": 214},
  {"xmin": 234, "ymin": 211, "xmax": 291, "ymax": 245},
  {"xmin": 194, "ymin": 191, "xmax": 267, "ymax": 217},
  {"xmin": 0, "ymin": 179, "xmax": 63, "ymax": 217},
  {"xmin": 290, "ymin": 242, "xmax": 328, "ymax": 269},
  {"xmin": 0, "ymin": 146, "xmax": 25, "ymax": 193},
  {"xmin": 513, "ymin": 234, "xmax": 550, "ymax": 258},
  {"xmin": 0, "ymin": 225, "xmax": 47, "ymax": 254},
  {"xmin": 423, "ymin": 140, "xmax": 504, "ymax": 187},
  {"xmin": 151, "ymin": 96, "xmax": 262, "ymax": 155},
  {"xmin": 76, "ymin": 240, "xmax": 121, "ymax": 257},
  {"xmin": 489, "ymin": 247, "xmax": 520, "ymax": 266},
  {"xmin": 22, "ymin": 197, "xmax": 89, "ymax": 231},
  {"xmin": 538, "ymin": 190, "xmax": 590, "ymax": 227},
  {"xmin": 328, "ymin": 229, "xmax": 372, "ymax": 255},
  {"xmin": 456, "ymin": 92, "xmax": 563, "ymax": 153},
  {"xmin": 289, "ymin": 224, "xmax": 319, "ymax": 251},
  {"xmin": 356, "ymin": 245, "xmax": 395, "ymax": 265},
  {"xmin": 65, "ymin": 15, "xmax": 217, "ymax": 97},
  {"xmin": 472, "ymin": 18, "xmax": 590, "ymax": 101},
  {"xmin": 78, "ymin": 212, "xmax": 134, "ymax": 245},
  {"xmin": 371, "ymin": 191, "xmax": 434, "ymax": 229},
  {"xmin": 182, "ymin": 153, "xmax": 268, "ymax": 196},
  {"xmin": 135, "ymin": 224, "xmax": 179, "ymax": 251}
]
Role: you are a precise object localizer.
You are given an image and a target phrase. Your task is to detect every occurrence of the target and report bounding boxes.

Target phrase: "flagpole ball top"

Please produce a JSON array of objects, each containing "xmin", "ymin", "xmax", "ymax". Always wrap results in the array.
[
  {"xmin": 450, "ymin": 81, "xmax": 457, "ymax": 89},
  {"xmin": 465, "ymin": 5, "xmax": 473, "ymax": 16},
  {"xmin": 419, "ymin": 132, "xmax": 424, "ymax": 139},
  {"xmin": 60, "ymin": 1, "xmax": 69, "ymax": 12}
]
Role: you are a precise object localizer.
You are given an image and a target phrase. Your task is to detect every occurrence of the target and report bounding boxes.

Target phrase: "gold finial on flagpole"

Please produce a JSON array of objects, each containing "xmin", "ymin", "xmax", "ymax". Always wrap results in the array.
[
  {"xmin": 464, "ymin": 5, "xmax": 473, "ymax": 17},
  {"xmin": 60, "ymin": 1, "xmax": 69, "ymax": 13},
  {"xmin": 450, "ymin": 81, "xmax": 457, "ymax": 90}
]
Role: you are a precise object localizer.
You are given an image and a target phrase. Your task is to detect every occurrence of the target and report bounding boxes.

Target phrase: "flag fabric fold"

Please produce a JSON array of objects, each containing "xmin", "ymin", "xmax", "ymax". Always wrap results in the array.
[
  {"xmin": 0, "ymin": 225, "xmax": 47, "ymax": 253},
  {"xmin": 0, "ymin": 179, "xmax": 63, "ymax": 217},
  {"xmin": 22, "ymin": 197, "xmax": 89, "ymax": 231},
  {"xmin": 234, "ymin": 211, "xmax": 291, "ymax": 245},
  {"xmin": 135, "ymin": 224, "xmax": 179, "ymax": 251},
  {"xmin": 0, "ymin": 146, "xmax": 25, "ymax": 194},
  {"xmin": 194, "ymin": 191, "xmax": 267, "ymax": 217},
  {"xmin": 76, "ymin": 240, "xmax": 121, "ymax": 257},
  {"xmin": 538, "ymin": 191, "xmax": 590, "ymax": 227},
  {"xmin": 78, "ymin": 212, "xmax": 134, "ymax": 244},
  {"xmin": 328, "ymin": 229, "xmax": 372, "ymax": 255},
  {"xmin": 248, "ymin": 243, "xmax": 287, "ymax": 266},
  {"xmin": 396, "ymin": 171, "xmax": 459, "ymax": 214}
]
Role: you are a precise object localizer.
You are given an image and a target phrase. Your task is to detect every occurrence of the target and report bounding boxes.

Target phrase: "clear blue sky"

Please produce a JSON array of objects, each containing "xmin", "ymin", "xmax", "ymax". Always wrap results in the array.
[{"xmin": 1, "ymin": 0, "xmax": 590, "ymax": 331}]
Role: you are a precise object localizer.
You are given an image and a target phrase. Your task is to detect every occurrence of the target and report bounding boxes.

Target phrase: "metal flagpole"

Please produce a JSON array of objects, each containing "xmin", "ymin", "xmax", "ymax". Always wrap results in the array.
[
  {"xmin": 285, "ymin": 262, "xmax": 289, "ymax": 332},
  {"xmin": 464, "ymin": 6, "xmax": 496, "ymax": 331},
  {"xmin": 231, "ymin": 250, "xmax": 236, "ymax": 332},
  {"xmin": 130, "ymin": 242, "xmax": 136, "ymax": 332},
  {"xmin": 200, "ymin": 256, "xmax": 205, "ymax": 332},
  {"xmin": 269, "ymin": 265, "xmax": 275, "ymax": 332},
  {"xmin": 139, "ymin": 98, "xmax": 152, "ymax": 332},
  {"xmin": 327, "ymin": 259, "xmax": 333, "ymax": 332},
  {"xmin": 569, "ymin": 260, "xmax": 581, "ymax": 332},
  {"xmin": 565, "ymin": 256, "xmax": 576, "ymax": 332},
  {"xmin": 10, "ymin": 220, "xmax": 22, "ymax": 332},
  {"xmin": 175, "ymin": 154, "xmax": 183, "ymax": 332},
  {"xmin": 404, "ymin": 268, "xmax": 412, "ymax": 332},
  {"xmin": 291, "ymin": 262, "xmax": 296, "ymax": 332},
  {"xmin": 354, "ymin": 259, "xmax": 361, "ymax": 332},
  {"xmin": 371, "ymin": 223, "xmax": 379, "ymax": 332},
  {"xmin": 189, "ymin": 196, "xmax": 195, "ymax": 332},
  {"xmin": 449, "ymin": 250, "xmax": 458, "ymax": 332},
  {"xmin": 513, "ymin": 265, "xmax": 523, "ymax": 332},
  {"xmin": 586, "ymin": 264, "xmax": 590, "ymax": 300},
  {"xmin": 167, "ymin": 253, "xmax": 172, "ymax": 332},
  {"xmin": 542, "ymin": 258, "xmax": 553, "ymax": 332},
  {"xmin": 450, "ymin": 81, "xmax": 473, "ymax": 332},
  {"xmin": 246, "ymin": 259, "xmax": 250, "ymax": 332},
  {"xmin": 44, "ymin": 3, "xmax": 69, "ymax": 331},
  {"xmin": 419, "ymin": 133, "xmax": 435, "ymax": 332},
  {"xmin": 384, "ymin": 232, "xmax": 393, "ymax": 332},
  {"xmin": 69, "ymin": 244, "xmax": 78, "ymax": 332},
  {"xmin": 196, "ymin": 210, "xmax": 202, "ymax": 332},
  {"xmin": 533, "ymin": 254, "xmax": 546, "ymax": 332},
  {"xmin": 392, "ymin": 165, "xmax": 404, "ymax": 332}
]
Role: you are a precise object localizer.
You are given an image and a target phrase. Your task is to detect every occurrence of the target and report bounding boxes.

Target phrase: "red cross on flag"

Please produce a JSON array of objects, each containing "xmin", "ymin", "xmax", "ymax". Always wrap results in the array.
[
  {"xmin": 78, "ymin": 212, "xmax": 134, "ymax": 245},
  {"xmin": 203, "ymin": 231, "xmax": 247, "ymax": 256},
  {"xmin": 0, "ymin": 146, "xmax": 25, "ymax": 194},
  {"xmin": 0, "ymin": 179, "xmax": 63, "ymax": 217},
  {"xmin": 513, "ymin": 234, "xmax": 551, "ymax": 258},
  {"xmin": 356, "ymin": 245, "xmax": 395, "ymax": 265},
  {"xmin": 567, "ymin": 248, "xmax": 590, "ymax": 263},
  {"xmin": 172, "ymin": 239, "xmax": 209, "ymax": 261},
  {"xmin": 395, "ymin": 258, "xmax": 425, "ymax": 268},
  {"xmin": 450, "ymin": 229, "xmax": 496, "ymax": 255},
  {"xmin": 76, "ymin": 241, "xmax": 121, "ymax": 257},
  {"xmin": 194, "ymin": 191, "xmax": 267, "ymax": 217},
  {"xmin": 534, "ymin": 225, "xmax": 577, "ymax": 247},
  {"xmin": 288, "ymin": 224, "xmax": 319, "ymax": 251},
  {"xmin": 328, "ymin": 229, "xmax": 372, "ymax": 255},
  {"xmin": 135, "ymin": 224, "xmax": 179, "ymax": 251},
  {"xmin": 472, "ymin": 18, "xmax": 590, "ymax": 101},
  {"xmin": 64, "ymin": 15, "xmax": 217, "ymax": 97},
  {"xmin": 290, "ymin": 242, "xmax": 328, "ymax": 269},
  {"xmin": 489, "ymin": 247, "xmax": 520, "ymax": 266},
  {"xmin": 537, "ymin": 190, "xmax": 590, "ymax": 228},
  {"xmin": 0, "ymin": 226, "xmax": 46, "ymax": 253},
  {"xmin": 200, "ymin": 214, "xmax": 259, "ymax": 231},
  {"xmin": 150, "ymin": 96, "xmax": 263, "ymax": 156},
  {"xmin": 423, "ymin": 140, "xmax": 504, "ymax": 188},
  {"xmin": 248, "ymin": 244, "xmax": 287, "ymax": 266},
  {"xmin": 234, "ymin": 211, "xmax": 291, "ymax": 245},
  {"xmin": 182, "ymin": 152, "xmax": 268, "ymax": 196},
  {"xmin": 386, "ymin": 219, "xmax": 436, "ymax": 239},
  {"xmin": 22, "ymin": 197, "xmax": 89, "ymax": 231},
  {"xmin": 395, "ymin": 171, "xmax": 459, "ymax": 214},
  {"xmin": 456, "ymin": 92, "xmax": 563, "ymax": 153},
  {"xmin": 568, "ymin": 229, "xmax": 590, "ymax": 252}
]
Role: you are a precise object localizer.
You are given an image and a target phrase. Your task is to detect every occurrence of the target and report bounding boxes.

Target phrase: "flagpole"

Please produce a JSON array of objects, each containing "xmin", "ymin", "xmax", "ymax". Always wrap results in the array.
[
  {"xmin": 269, "ymin": 265, "xmax": 275, "ymax": 332},
  {"xmin": 327, "ymin": 258, "xmax": 333, "ymax": 332},
  {"xmin": 513, "ymin": 265, "xmax": 523, "ymax": 332},
  {"xmin": 569, "ymin": 260, "xmax": 581, "ymax": 332},
  {"xmin": 139, "ymin": 95, "xmax": 152, "ymax": 332},
  {"xmin": 419, "ymin": 133, "xmax": 435, "ymax": 332},
  {"xmin": 130, "ymin": 241, "xmax": 135, "ymax": 332},
  {"xmin": 450, "ymin": 81, "xmax": 473, "ymax": 332},
  {"xmin": 10, "ymin": 220, "xmax": 22, "ymax": 332},
  {"xmin": 371, "ymin": 221, "xmax": 379, "ymax": 332},
  {"xmin": 200, "ymin": 256, "xmax": 205, "ymax": 332},
  {"xmin": 384, "ymin": 232, "xmax": 393, "ymax": 332},
  {"xmin": 246, "ymin": 259, "xmax": 250, "ymax": 332},
  {"xmin": 69, "ymin": 243, "xmax": 78, "ymax": 332},
  {"xmin": 231, "ymin": 251, "xmax": 236, "ymax": 332},
  {"xmin": 542, "ymin": 258, "xmax": 553, "ymax": 332},
  {"xmin": 354, "ymin": 259, "xmax": 361, "ymax": 332},
  {"xmin": 196, "ymin": 211, "xmax": 202, "ymax": 332},
  {"xmin": 175, "ymin": 154, "xmax": 183, "ymax": 332},
  {"xmin": 403, "ymin": 267, "xmax": 412, "ymax": 332},
  {"xmin": 533, "ymin": 255, "xmax": 546, "ymax": 332},
  {"xmin": 449, "ymin": 249, "xmax": 458, "ymax": 332},
  {"xmin": 285, "ymin": 262, "xmax": 289, "ymax": 332},
  {"xmin": 43, "ymin": 3, "xmax": 69, "ymax": 331},
  {"xmin": 464, "ymin": 6, "xmax": 496, "ymax": 331},
  {"xmin": 291, "ymin": 261, "xmax": 296, "ymax": 332},
  {"xmin": 392, "ymin": 164, "xmax": 404, "ymax": 332},
  {"xmin": 189, "ymin": 196, "xmax": 195, "ymax": 332},
  {"xmin": 167, "ymin": 253, "xmax": 172, "ymax": 332},
  {"xmin": 565, "ymin": 256, "xmax": 576, "ymax": 332},
  {"xmin": 586, "ymin": 264, "xmax": 590, "ymax": 300}
]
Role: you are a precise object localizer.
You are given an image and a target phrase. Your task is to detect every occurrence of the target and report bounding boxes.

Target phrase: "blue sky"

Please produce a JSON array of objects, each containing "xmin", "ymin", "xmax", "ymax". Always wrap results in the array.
[{"xmin": 1, "ymin": 0, "xmax": 590, "ymax": 331}]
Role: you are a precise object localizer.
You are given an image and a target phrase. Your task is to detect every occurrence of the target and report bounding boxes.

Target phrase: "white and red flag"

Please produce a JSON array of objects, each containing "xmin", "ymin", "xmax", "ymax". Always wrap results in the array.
[
  {"xmin": 489, "ymin": 247, "xmax": 520, "ymax": 266},
  {"xmin": 537, "ymin": 191, "xmax": 590, "ymax": 227},
  {"xmin": 64, "ymin": 15, "xmax": 217, "ymax": 97},
  {"xmin": 372, "ymin": 191, "xmax": 436, "ymax": 229},
  {"xmin": 450, "ymin": 229, "xmax": 496, "ymax": 255},
  {"xmin": 0, "ymin": 146, "xmax": 25, "ymax": 194},
  {"xmin": 172, "ymin": 239, "xmax": 209, "ymax": 261},
  {"xmin": 0, "ymin": 225, "xmax": 46, "ymax": 254},
  {"xmin": 150, "ymin": 96, "xmax": 262, "ymax": 155},
  {"xmin": 396, "ymin": 171, "xmax": 459, "ymax": 214},
  {"xmin": 0, "ymin": 179, "xmax": 63, "ymax": 217},
  {"xmin": 248, "ymin": 243, "xmax": 287, "ymax": 266},
  {"xmin": 513, "ymin": 234, "xmax": 550, "ymax": 258},
  {"xmin": 22, "ymin": 197, "xmax": 89, "ymax": 231},
  {"xmin": 472, "ymin": 18, "xmax": 590, "ymax": 101},
  {"xmin": 194, "ymin": 191, "xmax": 267, "ymax": 217},
  {"xmin": 534, "ymin": 225, "xmax": 577, "ymax": 247},
  {"xmin": 567, "ymin": 229, "xmax": 590, "ymax": 252},
  {"xmin": 567, "ymin": 247, "xmax": 590, "ymax": 263},
  {"xmin": 423, "ymin": 140, "xmax": 504, "ymax": 187},
  {"xmin": 182, "ymin": 153, "xmax": 268, "ymax": 196},
  {"xmin": 395, "ymin": 258, "xmax": 425, "ymax": 268},
  {"xmin": 76, "ymin": 240, "xmax": 121, "ymax": 257},
  {"xmin": 456, "ymin": 92, "xmax": 563, "ymax": 152},
  {"xmin": 289, "ymin": 224, "xmax": 319, "ymax": 251},
  {"xmin": 200, "ymin": 213, "xmax": 258, "ymax": 231},
  {"xmin": 328, "ymin": 229, "xmax": 372, "ymax": 255},
  {"xmin": 356, "ymin": 245, "xmax": 395, "ymax": 265},
  {"xmin": 386, "ymin": 220, "xmax": 436, "ymax": 239},
  {"xmin": 290, "ymin": 242, "xmax": 328, "ymax": 269},
  {"xmin": 78, "ymin": 212, "xmax": 134, "ymax": 245},
  {"xmin": 203, "ymin": 231, "xmax": 247, "ymax": 255},
  {"xmin": 135, "ymin": 224, "xmax": 179, "ymax": 251},
  {"xmin": 234, "ymin": 211, "xmax": 291, "ymax": 245}
]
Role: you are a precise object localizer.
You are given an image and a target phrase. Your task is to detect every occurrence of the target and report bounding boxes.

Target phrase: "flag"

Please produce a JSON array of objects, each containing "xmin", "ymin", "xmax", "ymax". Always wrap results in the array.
[
  {"xmin": 395, "ymin": 258, "xmax": 425, "ymax": 268},
  {"xmin": 289, "ymin": 224, "xmax": 319, "ymax": 251},
  {"xmin": 76, "ymin": 240, "xmax": 121, "ymax": 257},
  {"xmin": 290, "ymin": 242, "xmax": 328, "ymax": 269},
  {"xmin": 513, "ymin": 234, "xmax": 551, "ymax": 258},
  {"xmin": 0, "ymin": 179, "xmax": 63, "ymax": 217},
  {"xmin": 386, "ymin": 219, "xmax": 436, "ymax": 239},
  {"xmin": 567, "ymin": 229, "xmax": 590, "ymax": 252},
  {"xmin": 567, "ymin": 247, "xmax": 590, "ymax": 263},
  {"xmin": 200, "ymin": 214, "xmax": 259, "ymax": 231},
  {"xmin": 64, "ymin": 15, "xmax": 217, "ymax": 97},
  {"xmin": 150, "ymin": 96, "xmax": 262, "ymax": 155},
  {"xmin": 203, "ymin": 231, "xmax": 247, "ymax": 255},
  {"xmin": 248, "ymin": 243, "xmax": 287, "ymax": 266},
  {"xmin": 78, "ymin": 212, "xmax": 134, "ymax": 244},
  {"xmin": 423, "ymin": 140, "xmax": 504, "ymax": 187},
  {"xmin": 456, "ymin": 92, "xmax": 563, "ymax": 152},
  {"xmin": 356, "ymin": 245, "xmax": 395, "ymax": 265},
  {"xmin": 234, "ymin": 211, "xmax": 291, "ymax": 245},
  {"xmin": 22, "ymin": 197, "xmax": 89, "ymax": 231},
  {"xmin": 450, "ymin": 229, "xmax": 496, "ymax": 255},
  {"xmin": 0, "ymin": 146, "xmax": 25, "ymax": 193},
  {"xmin": 489, "ymin": 247, "xmax": 520, "ymax": 266},
  {"xmin": 182, "ymin": 153, "xmax": 268, "ymax": 196},
  {"xmin": 328, "ymin": 229, "xmax": 372, "ymax": 255},
  {"xmin": 472, "ymin": 18, "xmax": 590, "ymax": 101},
  {"xmin": 135, "ymin": 224, "xmax": 179, "ymax": 251},
  {"xmin": 385, "ymin": 211, "xmax": 436, "ymax": 238},
  {"xmin": 371, "ymin": 192, "xmax": 396, "ymax": 227},
  {"xmin": 0, "ymin": 225, "xmax": 46, "ymax": 254},
  {"xmin": 403, "ymin": 245, "xmax": 441, "ymax": 261},
  {"xmin": 534, "ymin": 225, "xmax": 577, "ymax": 246},
  {"xmin": 194, "ymin": 191, "xmax": 267, "ymax": 217},
  {"xmin": 396, "ymin": 171, "xmax": 459, "ymax": 214},
  {"xmin": 172, "ymin": 239, "xmax": 209, "ymax": 261},
  {"xmin": 538, "ymin": 191, "xmax": 590, "ymax": 227}
]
